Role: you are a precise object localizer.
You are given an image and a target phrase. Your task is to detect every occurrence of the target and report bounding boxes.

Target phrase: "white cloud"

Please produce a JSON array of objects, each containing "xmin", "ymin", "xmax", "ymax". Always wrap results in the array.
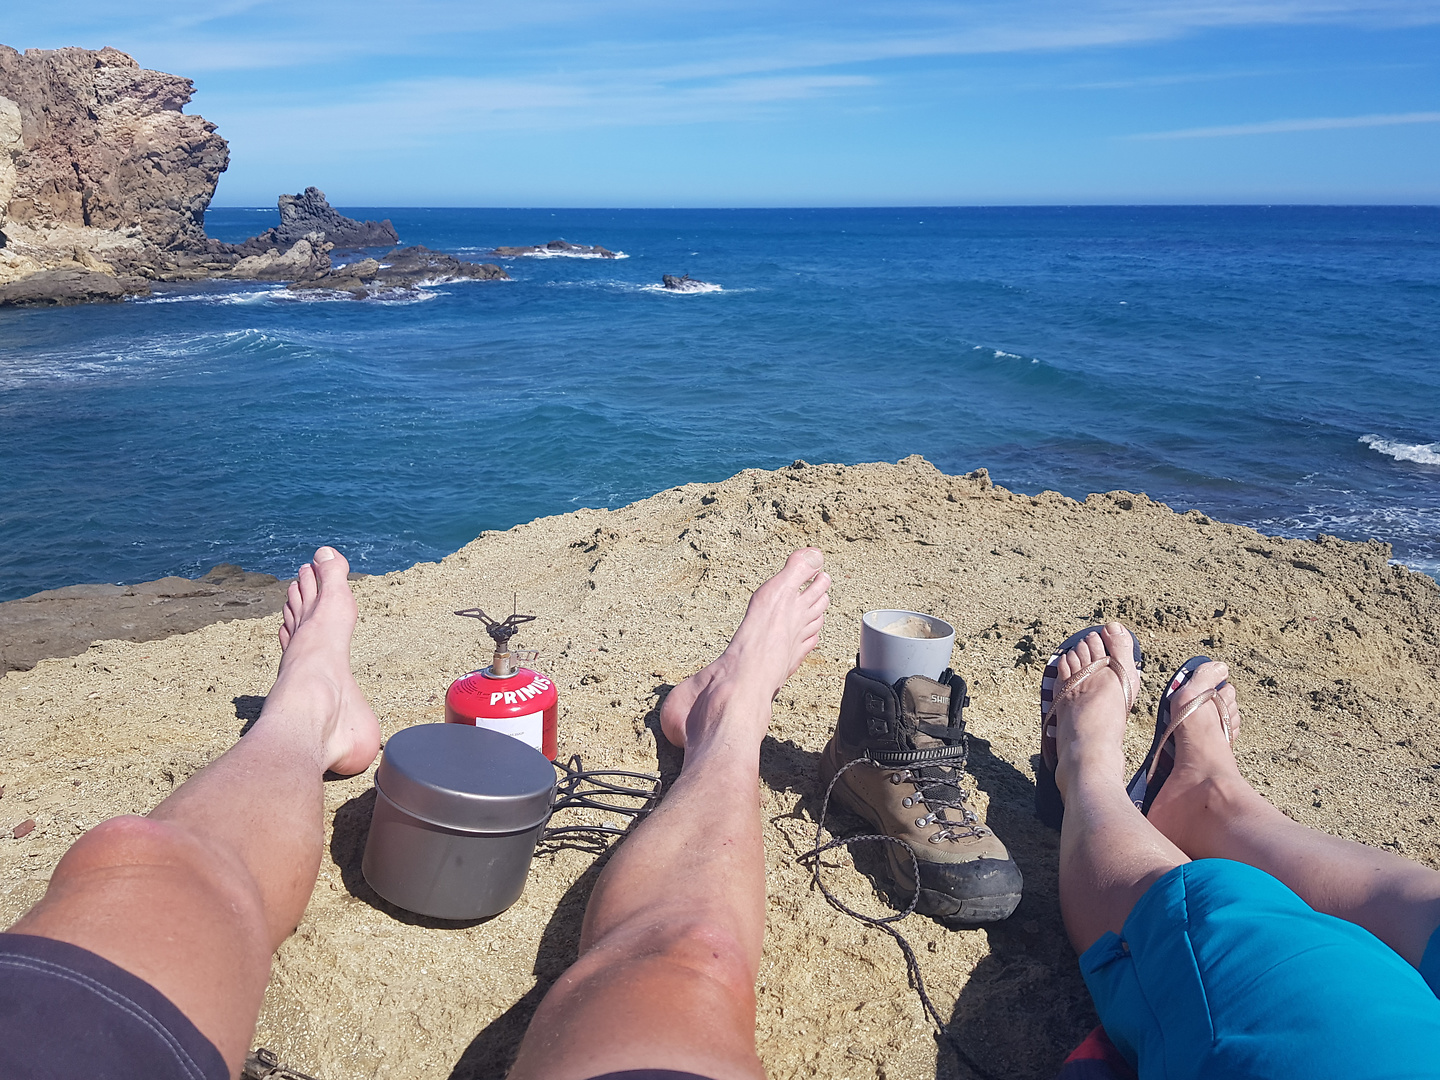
[{"xmin": 1130, "ymin": 110, "xmax": 1440, "ymax": 138}]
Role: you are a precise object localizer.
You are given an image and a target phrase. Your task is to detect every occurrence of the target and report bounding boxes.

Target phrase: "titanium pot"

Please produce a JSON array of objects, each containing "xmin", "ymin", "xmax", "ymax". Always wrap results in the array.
[{"xmin": 361, "ymin": 723, "xmax": 556, "ymax": 920}]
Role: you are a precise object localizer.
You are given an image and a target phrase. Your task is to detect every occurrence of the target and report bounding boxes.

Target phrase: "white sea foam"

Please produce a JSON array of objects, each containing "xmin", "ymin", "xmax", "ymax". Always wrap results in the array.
[
  {"xmin": 1359, "ymin": 434, "xmax": 1440, "ymax": 466},
  {"xmin": 639, "ymin": 281, "xmax": 724, "ymax": 295},
  {"xmin": 133, "ymin": 287, "xmax": 290, "ymax": 305},
  {"xmin": 520, "ymin": 249, "xmax": 628, "ymax": 260}
]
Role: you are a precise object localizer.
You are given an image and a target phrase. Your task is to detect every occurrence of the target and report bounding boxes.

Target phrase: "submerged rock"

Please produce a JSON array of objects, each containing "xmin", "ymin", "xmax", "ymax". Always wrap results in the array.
[
  {"xmin": 290, "ymin": 245, "xmax": 508, "ymax": 296},
  {"xmin": 493, "ymin": 238, "xmax": 618, "ymax": 258},
  {"xmin": 235, "ymin": 187, "xmax": 398, "ymax": 254},
  {"xmin": 661, "ymin": 273, "xmax": 713, "ymax": 292}
]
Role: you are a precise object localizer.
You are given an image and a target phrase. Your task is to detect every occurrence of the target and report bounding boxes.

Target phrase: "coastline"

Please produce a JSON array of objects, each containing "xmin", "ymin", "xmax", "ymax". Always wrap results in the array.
[{"xmin": 3, "ymin": 456, "xmax": 1437, "ymax": 1078}]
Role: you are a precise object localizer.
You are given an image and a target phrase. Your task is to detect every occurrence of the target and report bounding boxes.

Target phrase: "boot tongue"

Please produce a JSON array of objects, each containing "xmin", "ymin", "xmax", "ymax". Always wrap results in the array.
[{"xmin": 897, "ymin": 676, "xmax": 954, "ymax": 751}]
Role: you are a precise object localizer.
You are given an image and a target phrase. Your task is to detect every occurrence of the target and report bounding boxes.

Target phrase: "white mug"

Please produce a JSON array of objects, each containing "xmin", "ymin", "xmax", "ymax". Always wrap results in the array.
[{"xmin": 858, "ymin": 609, "xmax": 957, "ymax": 687}]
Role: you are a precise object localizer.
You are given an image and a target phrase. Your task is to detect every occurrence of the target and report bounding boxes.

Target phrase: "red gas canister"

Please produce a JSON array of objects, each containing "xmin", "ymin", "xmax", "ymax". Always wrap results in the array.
[{"xmin": 446, "ymin": 607, "xmax": 560, "ymax": 761}]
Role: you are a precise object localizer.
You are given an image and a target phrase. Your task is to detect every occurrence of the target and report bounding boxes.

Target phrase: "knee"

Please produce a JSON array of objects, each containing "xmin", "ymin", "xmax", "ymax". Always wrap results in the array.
[
  {"xmin": 593, "ymin": 915, "xmax": 757, "ymax": 1001},
  {"xmin": 53, "ymin": 815, "xmax": 266, "ymax": 932},
  {"xmin": 60, "ymin": 814, "xmax": 199, "ymax": 874}
]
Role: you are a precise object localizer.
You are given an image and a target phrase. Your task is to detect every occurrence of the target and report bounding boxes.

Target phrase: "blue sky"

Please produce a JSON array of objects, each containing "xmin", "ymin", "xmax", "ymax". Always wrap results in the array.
[{"xmin": 6, "ymin": 1, "xmax": 1440, "ymax": 205}]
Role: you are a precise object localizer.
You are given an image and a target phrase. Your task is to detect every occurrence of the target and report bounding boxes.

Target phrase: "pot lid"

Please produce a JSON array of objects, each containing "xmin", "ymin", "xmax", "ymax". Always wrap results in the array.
[{"xmin": 375, "ymin": 724, "xmax": 556, "ymax": 832}]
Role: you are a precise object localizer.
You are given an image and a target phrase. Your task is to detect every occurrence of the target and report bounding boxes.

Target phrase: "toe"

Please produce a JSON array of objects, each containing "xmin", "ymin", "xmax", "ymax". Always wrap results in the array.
[
  {"xmin": 1099, "ymin": 621, "xmax": 1140, "ymax": 695},
  {"xmin": 311, "ymin": 545, "xmax": 350, "ymax": 588},
  {"xmin": 297, "ymin": 562, "xmax": 318, "ymax": 606},
  {"xmin": 782, "ymin": 547, "xmax": 824, "ymax": 583}
]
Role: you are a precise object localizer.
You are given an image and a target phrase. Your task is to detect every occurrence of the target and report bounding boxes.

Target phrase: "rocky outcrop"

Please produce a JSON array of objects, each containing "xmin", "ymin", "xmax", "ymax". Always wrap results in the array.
[
  {"xmin": 237, "ymin": 187, "xmax": 397, "ymax": 253},
  {"xmin": 662, "ymin": 273, "xmax": 713, "ymax": 292},
  {"xmin": 291, "ymin": 245, "xmax": 507, "ymax": 296},
  {"xmin": 493, "ymin": 239, "xmax": 618, "ymax": 258},
  {"xmin": 222, "ymin": 233, "xmax": 334, "ymax": 280},
  {"xmin": 0, "ymin": 45, "xmax": 230, "ymax": 302},
  {"xmin": 0, "ymin": 267, "xmax": 131, "ymax": 305},
  {"xmin": 0, "ymin": 563, "xmax": 288, "ymax": 675}
]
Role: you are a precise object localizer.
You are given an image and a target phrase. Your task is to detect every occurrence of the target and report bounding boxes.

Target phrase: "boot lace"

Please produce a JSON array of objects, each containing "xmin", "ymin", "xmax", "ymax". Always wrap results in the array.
[{"xmin": 879, "ymin": 736, "xmax": 986, "ymax": 843}]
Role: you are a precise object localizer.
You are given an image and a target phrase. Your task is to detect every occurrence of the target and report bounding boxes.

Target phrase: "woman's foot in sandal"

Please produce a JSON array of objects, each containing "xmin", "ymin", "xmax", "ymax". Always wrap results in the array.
[
  {"xmin": 1036, "ymin": 621, "xmax": 1143, "ymax": 827},
  {"xmin": 1144, "ymin": 661, "xmax": 1243, "ymax": 850},
  {"xmin": 1051, "ymin": 623, "xmax": 1144, "ymax": 806}
]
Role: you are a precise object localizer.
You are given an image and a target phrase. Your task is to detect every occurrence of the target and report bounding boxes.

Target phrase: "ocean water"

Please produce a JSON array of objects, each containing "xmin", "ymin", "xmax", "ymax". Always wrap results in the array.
[{"xmin": 0, "ymin": 206, "xmax": 1436, "ymax": 601}]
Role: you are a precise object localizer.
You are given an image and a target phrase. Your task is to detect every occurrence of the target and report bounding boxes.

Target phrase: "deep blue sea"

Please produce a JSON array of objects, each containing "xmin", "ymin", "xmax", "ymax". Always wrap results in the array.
[{"xmin": 1, "ymin": 206, "xmax": 1436, "ymax": 601}]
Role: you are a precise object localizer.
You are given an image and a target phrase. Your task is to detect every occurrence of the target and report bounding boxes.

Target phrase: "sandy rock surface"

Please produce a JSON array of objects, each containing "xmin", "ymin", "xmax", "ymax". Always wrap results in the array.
[
  {"xmin": 0, "ymin": 564, "xmax": 291, "ymax": 675},
  {"xmin": 2, "ymin": 458, "xmax": 1438, "ymax": 1079}
]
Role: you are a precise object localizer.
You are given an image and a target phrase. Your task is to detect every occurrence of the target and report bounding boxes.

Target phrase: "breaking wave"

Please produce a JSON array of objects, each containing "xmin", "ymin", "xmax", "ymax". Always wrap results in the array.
[{"xmin": 1360, "ymin": 434, "xmax": 1440, "ymax": 466}]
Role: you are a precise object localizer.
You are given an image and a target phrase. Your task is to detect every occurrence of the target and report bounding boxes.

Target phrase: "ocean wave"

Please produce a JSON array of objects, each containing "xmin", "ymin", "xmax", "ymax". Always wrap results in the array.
[
  {"xmin": 638, "ymin": 282, "xmax": 724, "ymax": 295},
  {"xmin": 542, "ymin": 279, "xmax": 738, "ymax": 295},
  {"xmin": 133, "ymin": 287, "xmax": 289, "ymax": 305},
  {"xmin": 132, "ymin": 284, "xmax": 443, "ymax": 306},
  {"xmin": 0, "ymin": 328, "xmax": 295, "ymax": 391},
  {"xmin": 454, "ymin": 247, "xmax": 628, "ymax": 260},
  {"xmin": 518, "ymin": 249, "xmax": 628, "ymax": 260},
  {"xmin": 1359, "ymin": 434, "xmax": 1440, "ymax": 466}
]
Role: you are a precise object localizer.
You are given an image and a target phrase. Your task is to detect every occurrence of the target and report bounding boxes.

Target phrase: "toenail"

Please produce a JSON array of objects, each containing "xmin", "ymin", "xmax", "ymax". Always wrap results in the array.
[{"xmin": 314, "ymin": 546, "xmax": 338, "ymax": 562}]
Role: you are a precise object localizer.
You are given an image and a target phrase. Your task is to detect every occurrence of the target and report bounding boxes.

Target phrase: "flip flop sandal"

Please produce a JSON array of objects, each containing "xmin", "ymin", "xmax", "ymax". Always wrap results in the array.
[
  {"xmin": 1036, "ymin": 625, "xmax": 1143, "ymax": 829},
  {"xmin": 1126, "ymin": 656, "xmax": 1232, "ymax": 816}
]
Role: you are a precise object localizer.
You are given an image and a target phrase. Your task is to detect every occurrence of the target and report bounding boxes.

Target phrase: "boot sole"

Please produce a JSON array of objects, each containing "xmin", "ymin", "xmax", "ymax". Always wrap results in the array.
[{"xmin": 818, "ymin": 739, "xmax": 1022, "ymax": 927}]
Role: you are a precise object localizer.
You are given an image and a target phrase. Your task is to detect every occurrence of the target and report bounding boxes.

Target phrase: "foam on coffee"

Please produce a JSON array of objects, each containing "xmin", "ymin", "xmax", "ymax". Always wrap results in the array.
[{"xmin": 879, "ymin": 614, "xmax": 944, "ymax": 639}]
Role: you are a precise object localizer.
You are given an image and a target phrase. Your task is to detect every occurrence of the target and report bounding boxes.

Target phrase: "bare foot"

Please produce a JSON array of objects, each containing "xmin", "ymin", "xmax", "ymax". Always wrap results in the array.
[
  {"xmin": 1052, "ymin": 623, "xmax": 1142, "ymax": 802},
  {"xmin": 659, "ymin": 548, "xmax": 831, "ymax": 750},
  {"xmin": 262, "ymin": 547, "xmax": 381, "ymax": 776},
  {"xmin": 1145, "ymin": 661, "xmax": 1242, "ymax": 844}
]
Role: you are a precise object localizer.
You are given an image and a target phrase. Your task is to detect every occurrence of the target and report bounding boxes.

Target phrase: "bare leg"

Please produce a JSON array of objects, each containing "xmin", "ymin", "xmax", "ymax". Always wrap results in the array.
[
  {"xmin": 7, "ymin": 547, "xmax": 380, "ymax": 1074},
  {"xmin": 1052, "ymin": 624, "xmax": 1188, "ymax": 954},
  {"xmin": 1146, "ymin": 661, "xmax": 1440, "ymax": 965},
  {"xmin": 508, "ymin": 549, "xmax": 831, "ymax": 1080}
]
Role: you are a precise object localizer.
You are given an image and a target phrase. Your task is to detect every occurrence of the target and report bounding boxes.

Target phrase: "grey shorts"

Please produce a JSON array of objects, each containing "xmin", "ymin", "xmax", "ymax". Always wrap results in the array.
[{"xmin": 0, "ymin": 931, "xmax": 228, "ymax": 1080}]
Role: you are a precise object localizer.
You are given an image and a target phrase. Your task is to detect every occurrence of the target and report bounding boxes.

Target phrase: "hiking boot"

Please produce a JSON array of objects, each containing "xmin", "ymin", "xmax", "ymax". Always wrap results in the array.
[{"xmin": 819, "ymin": 666, "xmax": 1022, "ymax": 926}]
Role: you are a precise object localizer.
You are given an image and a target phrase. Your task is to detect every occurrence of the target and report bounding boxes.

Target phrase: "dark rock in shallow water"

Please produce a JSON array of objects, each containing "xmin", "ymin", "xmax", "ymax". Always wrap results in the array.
[
  {"xmin": 290, "ymin": 244, "xmax": 508, "ymax": 296},
  {"xmin": 236, "ymin": 186, "xmax": 398, "ymax": 254},
  {"xmin": 0, "ymin": 267, "xmax": 147, "ymax": 306},
  {"xmin": 493, "ymin": 238, "xmax": 618, "ymax": 258},
  {"xmin": 661, "ymin": 273, "xmax": 713, "ymax": 292}
]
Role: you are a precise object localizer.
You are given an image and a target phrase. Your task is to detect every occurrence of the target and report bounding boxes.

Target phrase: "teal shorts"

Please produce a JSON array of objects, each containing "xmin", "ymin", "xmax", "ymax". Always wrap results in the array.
[{"xmin": 1080, "ymin": 859, "xmax": 1440, "ymax": 1079}]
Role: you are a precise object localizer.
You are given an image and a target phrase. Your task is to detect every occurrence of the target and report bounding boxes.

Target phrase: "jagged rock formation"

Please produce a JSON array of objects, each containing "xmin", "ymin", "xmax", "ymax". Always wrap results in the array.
[
  {"xmin": 0, "ymin": 46, "xmax": 504, "ymax": 303},
  {"xmin": 237, "ymin": 187, "xmax": 397, "ymax": 253},
  {"xmin": 0, "ymin": 45, "xmax": 233, "ymax": 303},
  {"xmin": 291, "ymin": 245, "xmax": 508, "ymax": 297},
  {"xmin": 493, "ymin": 239, "xmax": 618, "ymax": 258},
  {"xmin": 222, "ymin": 233, "xmax": 334, "ymax": 281}
]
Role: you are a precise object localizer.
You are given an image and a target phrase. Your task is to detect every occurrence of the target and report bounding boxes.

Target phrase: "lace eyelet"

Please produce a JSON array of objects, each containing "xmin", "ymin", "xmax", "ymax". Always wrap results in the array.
[{"xmin": 902, "ymin": 797, "xmax": 913, "ymax": 807}]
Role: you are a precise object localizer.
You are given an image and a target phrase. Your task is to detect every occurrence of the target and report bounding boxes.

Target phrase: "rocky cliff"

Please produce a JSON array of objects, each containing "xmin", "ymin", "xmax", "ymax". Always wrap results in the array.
[{"xmin": 0, "ymin": 45, "xmax": 231, "ymax": 303}]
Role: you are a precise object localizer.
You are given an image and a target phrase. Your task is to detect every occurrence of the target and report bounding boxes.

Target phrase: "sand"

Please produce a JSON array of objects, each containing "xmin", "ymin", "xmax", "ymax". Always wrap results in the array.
[{"xmin": 3, "ymin": 457, "xmax": 1438, "ymax": 1080}]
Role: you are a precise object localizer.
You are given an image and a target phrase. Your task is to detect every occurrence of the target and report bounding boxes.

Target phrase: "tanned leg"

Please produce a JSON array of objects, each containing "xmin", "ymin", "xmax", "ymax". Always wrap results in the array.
[
  {"xmin": 1146, "ymin": 661, "xmax": 1440, "ymax": 965},
  {"xmin": 507, "ymin": 549, "xmax": 831, "ymax": 1080},
  {"xmin": 8, "ymin": 547, "xmax": 380, "ymax": 1075},
  {"xmin": 1052, "ymin": 624, "xmax": 1188, "ymax": 953}
]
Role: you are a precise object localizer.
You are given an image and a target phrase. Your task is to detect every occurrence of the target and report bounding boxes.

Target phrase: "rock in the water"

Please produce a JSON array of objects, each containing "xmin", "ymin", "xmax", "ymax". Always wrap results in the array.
[
  {"xmin": 0, "ymin": 267, "xmax": 144, "ymax": 305},
  {"xmin": 661, "ymin": 273, "xmax": 713, "ymax": 292},
  {"xmin": 291, "ymin": 245, "xmax": 507, "ymax": 296},
  {"xmin": 237, "ymin": 187, "xmax": 398, "ymax": 253},
  {"xmin": 0, "ymin": 45, "xmax": 230, "ymax": 301},
  {"xmin": 493, "ymin": 238, "xmax": 618, "ymax": 258},
  {"xmin": 223, "ymin": 233, "xmax": 334, "ymax": 281}
]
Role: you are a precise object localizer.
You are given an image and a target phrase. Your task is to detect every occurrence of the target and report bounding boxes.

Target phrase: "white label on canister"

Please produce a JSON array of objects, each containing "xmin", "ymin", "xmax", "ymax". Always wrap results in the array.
[{"xmin": 475, "ymin": 711, "xmax": 543, "ymax": 752}]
